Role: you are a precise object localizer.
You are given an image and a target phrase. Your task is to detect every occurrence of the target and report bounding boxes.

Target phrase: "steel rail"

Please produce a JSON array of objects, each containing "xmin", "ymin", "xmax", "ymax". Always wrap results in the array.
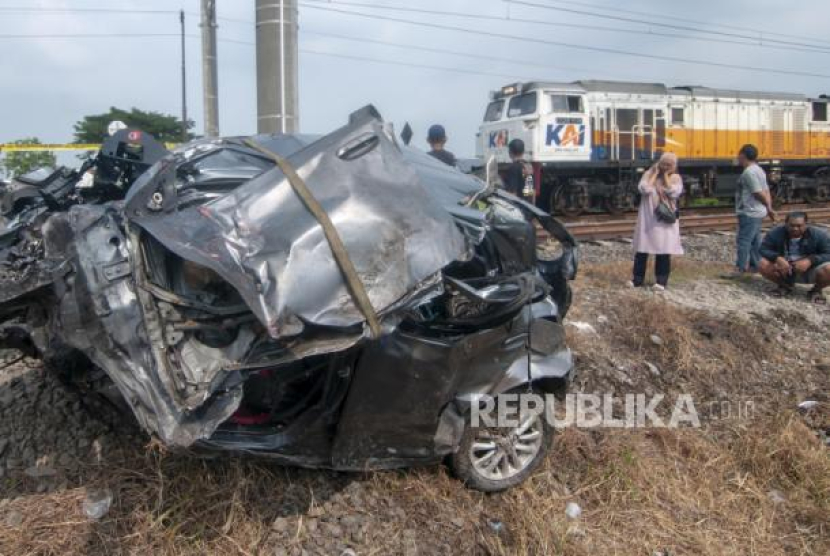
[{"xmin": 549, "ymin": 204, "xmax": 830, "ymax": 241}]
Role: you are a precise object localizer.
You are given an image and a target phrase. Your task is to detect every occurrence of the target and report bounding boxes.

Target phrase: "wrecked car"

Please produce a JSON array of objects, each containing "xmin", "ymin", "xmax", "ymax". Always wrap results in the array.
[{"xmin": 0, "ymin": 107, "xmax": 578, "ymax": 491}]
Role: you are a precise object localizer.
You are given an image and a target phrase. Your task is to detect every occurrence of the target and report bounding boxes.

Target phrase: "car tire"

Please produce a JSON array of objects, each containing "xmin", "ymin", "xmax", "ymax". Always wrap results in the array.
[{"xmin": 449, "ymin": 393, "xmax": 553, "ymax": 492}]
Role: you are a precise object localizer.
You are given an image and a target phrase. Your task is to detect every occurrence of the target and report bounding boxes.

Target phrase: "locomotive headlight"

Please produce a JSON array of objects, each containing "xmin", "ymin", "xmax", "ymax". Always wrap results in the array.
[{"xmin": 501, "ymin": 84, "xmax": 519, "ymax": 96}]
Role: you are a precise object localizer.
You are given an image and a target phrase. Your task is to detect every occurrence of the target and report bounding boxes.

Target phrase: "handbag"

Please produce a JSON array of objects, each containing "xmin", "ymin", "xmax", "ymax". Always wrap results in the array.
[{"xmin": 654, "ymin": 192, "xmax": 677, "ymax": 224}]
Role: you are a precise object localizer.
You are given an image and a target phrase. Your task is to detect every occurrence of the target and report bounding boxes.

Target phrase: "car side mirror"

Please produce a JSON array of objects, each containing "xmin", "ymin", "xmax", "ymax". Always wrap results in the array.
[{"xmin": 401, "ymin": 123, "xmax": 413, "ymax": 146}]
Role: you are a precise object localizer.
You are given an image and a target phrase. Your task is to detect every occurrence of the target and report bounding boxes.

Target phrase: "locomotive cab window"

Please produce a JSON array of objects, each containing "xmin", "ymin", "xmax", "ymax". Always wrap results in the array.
[
  {"xmin": 671, "ymin": 107, "xmax": 685, "ymax": 126},
  {"xmin": 484, "ymin": 100, "xmax": 505, "ymax": 122},
  {"xmin": 507, "ymin": 92, "xmax": 538, "ymax": 118},
  {"xmin": 549, "ymin": 94, "xmax": 583, "ymax": 113},
  {"xmin": 813, "ymin": 101, "xmax": 828, "ymax": 122}
]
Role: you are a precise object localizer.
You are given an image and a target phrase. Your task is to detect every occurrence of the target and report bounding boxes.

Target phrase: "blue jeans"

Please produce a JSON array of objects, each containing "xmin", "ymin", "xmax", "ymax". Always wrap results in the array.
[{"xmin": 736, "ymin": 215, "xmax": 763, "ymax": 272}]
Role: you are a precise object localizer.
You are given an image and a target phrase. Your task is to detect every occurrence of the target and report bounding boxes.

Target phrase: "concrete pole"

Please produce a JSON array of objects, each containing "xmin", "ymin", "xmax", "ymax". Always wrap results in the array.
[
  {"xmin": 200, "ymin": 0, "xmax": 220, "ymax": 137},
  {"xmin": 180, "ymin": 10, "xmax": 189, "ymax": 142},
  {"xmin": 256, "ymin": 0, "xmax": 299, "ymax": 134}
]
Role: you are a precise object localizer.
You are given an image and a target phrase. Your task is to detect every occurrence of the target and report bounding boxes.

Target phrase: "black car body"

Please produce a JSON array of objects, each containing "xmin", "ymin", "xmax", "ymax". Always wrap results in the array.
[{"xmin": 0, "ymin": 107, "xmax": 578, "ymax": 490}]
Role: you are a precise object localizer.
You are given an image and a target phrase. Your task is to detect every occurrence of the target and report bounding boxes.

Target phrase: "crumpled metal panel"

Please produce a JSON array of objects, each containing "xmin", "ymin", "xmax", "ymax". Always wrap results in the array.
[
  {"xmin": 126, "ymin": 107, "xmax": 470, "ymax": 342},
  {"xmin": 41, "ymin": 206, "xmax": 245, "ymax": 445}
]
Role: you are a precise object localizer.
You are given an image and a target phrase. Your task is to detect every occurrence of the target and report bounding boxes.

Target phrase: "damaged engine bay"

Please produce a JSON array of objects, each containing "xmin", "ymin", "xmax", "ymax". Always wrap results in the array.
[{"xmin": 0, "ymin": 106, "xmax": 578, "ymax": 490}]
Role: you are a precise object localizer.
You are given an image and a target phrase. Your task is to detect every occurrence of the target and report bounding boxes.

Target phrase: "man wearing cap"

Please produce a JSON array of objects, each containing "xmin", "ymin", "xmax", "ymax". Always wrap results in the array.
[{"xmin": 426, "ymin": 124, "xmax": 457, "ymax": 167}]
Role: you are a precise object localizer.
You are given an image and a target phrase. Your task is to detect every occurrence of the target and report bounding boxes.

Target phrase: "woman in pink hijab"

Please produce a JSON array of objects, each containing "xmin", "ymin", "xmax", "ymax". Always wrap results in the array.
[{"xmin": 629, "ymin": 152, "xmax": 684, "ymax": 290}]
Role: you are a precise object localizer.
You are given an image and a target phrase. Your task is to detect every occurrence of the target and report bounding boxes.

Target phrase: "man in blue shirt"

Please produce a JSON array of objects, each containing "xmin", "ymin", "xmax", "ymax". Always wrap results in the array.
[{"xmin": 759, "ymin": 211, "xmax": 830, "ymax": 304}]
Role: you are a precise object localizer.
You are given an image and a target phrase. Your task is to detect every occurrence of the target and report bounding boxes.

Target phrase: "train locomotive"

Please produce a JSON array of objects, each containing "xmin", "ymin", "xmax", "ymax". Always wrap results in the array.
[{"xmin": 478, "ymin": 80, "xmax": 830, "ymax": 215}]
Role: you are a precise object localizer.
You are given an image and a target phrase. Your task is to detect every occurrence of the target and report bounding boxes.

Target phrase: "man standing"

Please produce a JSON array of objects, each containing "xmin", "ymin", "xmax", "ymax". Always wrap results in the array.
[
  {"xmin": 426, "ymin": 124, "xmax": 457, "ymax": 167},
  {"xmin": 502, "ymin": 139, "xmax": 534, "ymax": 201},
  {"xmin": 758, "ymin": 212, "xmax": 830, "ymax": 304},
  {"xmin": 732, "ymin": 144, "xmax": 776, "ymax": 275}
]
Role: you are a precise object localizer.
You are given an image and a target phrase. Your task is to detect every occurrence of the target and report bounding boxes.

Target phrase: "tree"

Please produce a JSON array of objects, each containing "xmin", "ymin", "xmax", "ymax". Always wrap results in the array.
[
  {"xmin": 1, "ymin": 138, "xmax": 57, "ymax": 178},
  {"xmin": 73, "ymin": 107, "xmax": 195, "ymax": 144}
]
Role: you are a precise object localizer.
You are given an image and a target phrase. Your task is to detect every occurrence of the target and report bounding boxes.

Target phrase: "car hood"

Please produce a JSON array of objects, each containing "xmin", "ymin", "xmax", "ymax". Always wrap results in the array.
[{"xmin": 125, "ymin": 106, "xmax": 475, "ymax": 342}]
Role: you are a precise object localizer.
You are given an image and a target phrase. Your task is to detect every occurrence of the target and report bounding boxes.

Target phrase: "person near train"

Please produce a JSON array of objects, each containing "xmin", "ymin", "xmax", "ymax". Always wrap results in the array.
[
  {"xmin": 732, "ymin": 144, "xmax": 777, "ymax": 275},
  {"xmin": 502, "ymin": 139, "xmax": 535, "ymax": 201},
  {"xmin": 628, "ymin": 152, "xmax": 684, "ymax": 291},
  {"xmin": 758, "ymin": 211, "xmax": 830, "ymax": 304},
  {"xmin": 426, "ymin": 124, "xmax": 457, "ymax": 167}
]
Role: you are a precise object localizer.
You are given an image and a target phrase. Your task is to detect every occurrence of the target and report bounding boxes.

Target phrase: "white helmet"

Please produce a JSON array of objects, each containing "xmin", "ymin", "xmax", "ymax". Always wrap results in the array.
[{"xmin": 107, "ymin": 120, "xmax": 128, "ymax": 136}]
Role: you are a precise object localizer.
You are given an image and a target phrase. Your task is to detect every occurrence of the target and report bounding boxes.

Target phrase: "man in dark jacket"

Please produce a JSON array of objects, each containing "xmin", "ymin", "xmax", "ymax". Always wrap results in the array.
[
  {"xmin": 502, "ymin": 139, "xmax": 534, "ymax": 201},
  {"xmin": 758, "ymin": 211, "xmax": 830, "ymax": 303}
]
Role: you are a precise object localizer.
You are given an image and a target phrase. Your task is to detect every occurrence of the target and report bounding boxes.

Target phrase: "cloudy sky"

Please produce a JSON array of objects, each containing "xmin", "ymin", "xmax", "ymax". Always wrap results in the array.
[{"xmin": 1, "ymin": 0, "xmax": 829, "ymax": 159}]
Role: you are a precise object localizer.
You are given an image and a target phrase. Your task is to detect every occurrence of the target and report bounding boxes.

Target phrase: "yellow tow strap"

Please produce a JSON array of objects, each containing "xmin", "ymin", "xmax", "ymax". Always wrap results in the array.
[{"xmin": 242, "ymin": 139, "xmax": 382, "ymax": 339}]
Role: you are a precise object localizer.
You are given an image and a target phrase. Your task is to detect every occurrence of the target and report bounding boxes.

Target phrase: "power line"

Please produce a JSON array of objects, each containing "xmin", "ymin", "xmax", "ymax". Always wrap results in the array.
[
  {"xmin": 0, "ymin": 29, "xmax": 530, "ymax": 81},
  {"xmin": 0, "ymin": 32, "xmax": 184, "ymax": 39},
  {"xmin": 300, "ymin": 0, "xmax": 830, "ymax": 55},
  {"xmin": 3, "ymin": 2, "xmax": 827, "ymax": 56},
  {"xmin": 215, "ymin": 29, "xmax": 735, "ymax": 86},
  {"xmin": 3, "ymin": 4, "xmax": 826, "ymax": 87},
  {"xmin": 300, "ymin": 48, "xmax": 535, "ymax": 80},
  {"xmin": 0, "ymin": 6, "xmax": 180, "ymax": 14},
  {"xmin": 216, "ymin": 29, "xmax": 807, "ymax": 90},
  {"xmin": 505, "ymin": 0, "xmax": 830, "ymax": 49},
  {"xmin": 200, "ymin": 32, "xmax": 550, "ymax": 80},
  {"xmin": 3, "ymin": 1, "xmax": 828, "ymax": 51},
  {"xmin": 303, "ymin": 30, "xmax": 641, "ymax": 81},
  {"xmin": 0, "ymin": 6, "xmax": 247, "ymax": 26},
  {"xmin": 305, "ymin": 30, "xmax": 580, "ymax": 73},
  {"xmin": 507, "ymin": 0, "xmax": 830, "ymax": 53},
  {"xmin": 299, "ymin": 2, "xmax": 830, "ymax": 80}
]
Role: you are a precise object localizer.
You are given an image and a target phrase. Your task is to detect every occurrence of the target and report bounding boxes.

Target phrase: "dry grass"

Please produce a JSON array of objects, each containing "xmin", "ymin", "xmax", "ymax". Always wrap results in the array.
[
  {"xmin": 1, "ymin": 261, "xmax": 828, "ymax": 555},
  {"xmin": 3, "ymin": 416, "xmax": 827, "ymax": 555},
  {"xmin": 476, "ymin": 416, "xmax": 830, "ymax": 555}
]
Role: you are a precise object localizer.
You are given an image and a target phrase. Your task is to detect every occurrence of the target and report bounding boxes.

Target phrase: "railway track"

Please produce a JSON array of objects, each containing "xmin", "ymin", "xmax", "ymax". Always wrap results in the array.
[{"xmin": 555, "ymin": 203, "xmax": 830, "ymax": 241}]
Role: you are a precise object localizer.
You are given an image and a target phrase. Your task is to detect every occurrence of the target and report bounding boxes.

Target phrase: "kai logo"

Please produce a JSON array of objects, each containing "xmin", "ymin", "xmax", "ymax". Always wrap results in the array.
[
  {"xmin": 546, "ymin": 123, "xmax": 585, "ymax": 147},
  {"xmin": 488, "ymin": 130, "xmax": 509, "ymax": 148}
]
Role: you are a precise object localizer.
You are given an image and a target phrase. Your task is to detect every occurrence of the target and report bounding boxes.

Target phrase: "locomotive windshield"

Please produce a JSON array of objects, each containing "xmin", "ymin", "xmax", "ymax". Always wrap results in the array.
[
  {"xmin": 484, "ymin": 99, "xmax": 505, "ymax": 122},
  {"xmin": 507, "ymin": 92, "xmax": 538, "ymax": 117}
]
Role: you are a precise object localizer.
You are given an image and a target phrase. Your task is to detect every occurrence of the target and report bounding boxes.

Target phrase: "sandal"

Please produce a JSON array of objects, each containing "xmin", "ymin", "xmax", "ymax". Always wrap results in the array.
[{"xmin": 809, "ymin": 289, "xmax": 827, "ymax": 305}]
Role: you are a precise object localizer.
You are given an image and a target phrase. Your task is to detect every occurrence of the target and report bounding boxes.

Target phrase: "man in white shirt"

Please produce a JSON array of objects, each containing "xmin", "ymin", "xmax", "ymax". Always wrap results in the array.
[{"xmin": 732, "ymin": 144, "xmax": 776, "ymax": 275}]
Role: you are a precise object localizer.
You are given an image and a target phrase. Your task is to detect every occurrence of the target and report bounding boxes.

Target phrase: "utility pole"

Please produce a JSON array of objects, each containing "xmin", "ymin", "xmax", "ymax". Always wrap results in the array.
[
  {"xmin": 200, "ymin": 0, "xmax": 220, "ymax": 137},
  {"xmin": 256, "ymin": 0, "xmax": 299, "ymax": 134},
  {"xmin": 180, "ymin": 9, "xmax": 188, "ymax": 142}
]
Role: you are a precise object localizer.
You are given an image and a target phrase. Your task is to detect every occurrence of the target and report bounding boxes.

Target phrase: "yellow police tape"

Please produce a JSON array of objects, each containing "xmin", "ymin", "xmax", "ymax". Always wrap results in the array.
[
  {"xmin": 0, "ymin": 144, "xmax": 102, "ymax": 152},
  {"xmin": 0, "ymin": 143, "xmax": 178, "ymax": 152}
]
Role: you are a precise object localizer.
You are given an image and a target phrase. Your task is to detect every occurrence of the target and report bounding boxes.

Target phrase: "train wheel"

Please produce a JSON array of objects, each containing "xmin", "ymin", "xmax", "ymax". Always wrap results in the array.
[
  {"xmin": 805, "ymin": 184, "xmax": 830, "ymax": 203},
  {"xmin": 809, "ymin": 169, "xmax": 830, "ymax": 203},
  {"xmin": 554, "ymin": 184, "xmax": 590, "ymax": 217},
  {"xmin": 604, "ymin": 187, "xmax": 634, "ymax": 215},
  {"xmin": 769, "ymin": 183, "xmax": 786, "ymax": 209}
]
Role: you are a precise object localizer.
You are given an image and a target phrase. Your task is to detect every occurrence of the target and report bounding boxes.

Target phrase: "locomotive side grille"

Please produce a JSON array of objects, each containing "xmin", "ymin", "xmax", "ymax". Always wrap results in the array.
[
  {"xmin": 772, "ymin": 108, "xmax": 785, "ymax": 155},
  {"xmin": 793, "ymin": 108, "xmax": 808, "ymax": 155}
]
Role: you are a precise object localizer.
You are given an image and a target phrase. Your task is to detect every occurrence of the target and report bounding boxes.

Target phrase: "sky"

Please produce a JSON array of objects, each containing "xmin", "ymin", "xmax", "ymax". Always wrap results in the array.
[{"xmin": 1, "ymin": 0, "xmax": 829, "ymax": 161}]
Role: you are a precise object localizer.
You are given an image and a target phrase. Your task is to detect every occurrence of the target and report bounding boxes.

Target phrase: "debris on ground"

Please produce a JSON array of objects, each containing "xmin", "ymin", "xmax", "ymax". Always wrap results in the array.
[
  {"xmin": 565, "ymin": 501, "xmax": 583, "ymax": 520},
  {"xmin": 82, "ymin": 487, "xmax": 113, "ymax": 520}
]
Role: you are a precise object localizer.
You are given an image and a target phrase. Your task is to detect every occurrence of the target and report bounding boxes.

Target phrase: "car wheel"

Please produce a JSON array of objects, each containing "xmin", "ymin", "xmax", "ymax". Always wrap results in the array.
[{"xmin": 450, "ymin": 394, "xmax": 553, "ymax": 492}]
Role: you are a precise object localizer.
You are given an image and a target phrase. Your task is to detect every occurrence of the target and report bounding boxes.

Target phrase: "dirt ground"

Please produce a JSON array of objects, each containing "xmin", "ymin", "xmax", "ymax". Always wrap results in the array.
[{"xmin": 1, "ymin": 234, "xmax": 828, "ymax": 555}]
